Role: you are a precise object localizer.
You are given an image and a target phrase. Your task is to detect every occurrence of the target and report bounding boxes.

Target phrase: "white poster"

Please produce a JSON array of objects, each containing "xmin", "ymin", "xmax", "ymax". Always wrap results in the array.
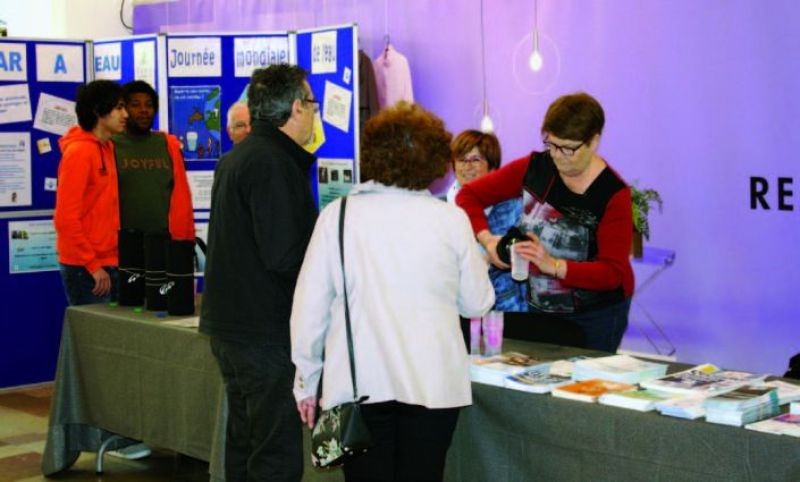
[
  {"xmin": 134, "ymin": 40, "xmax": 157, "ymax": 89},
  {"xmin": 322, "ymin": 80, "xmax": 352, "ymax": 133},
  {"xmin": 187, "ymin": 170, "xmax": 215, "ymax": 209},
  {"xmin": 168, "ymin": 37, "xmax": 222, "ymax": 77},
  {"xmin": 0, "ymin": 132, "xmax": 32, "ymax": 207},
  {"xmin": 0, "ymin": 83, "xmax": 32, "ymax": 124},
  {"xmin": 33, "ymin": 93, "xmax": 77, "ymax": 136},
  {"xmin": 233, "ymin": 36, "xmax": 290, "ymax": 78},
  {"xmin": 36, "ymin": 44, "xmax": 84, "ymax": 83},
  {"xmin": 0, "ymin": 42, "xmax": 28, "ymax": 82},
  {"xmin": 311, "ymin": 31, "xmax": 337, "ymax": 74},
  {"xmin": 93, "ymin": 42, "xmax": 122, "ymax": 80},
  {"xmin": 8, "ymin": 219, "xmax": 58, "ymax": 274}
]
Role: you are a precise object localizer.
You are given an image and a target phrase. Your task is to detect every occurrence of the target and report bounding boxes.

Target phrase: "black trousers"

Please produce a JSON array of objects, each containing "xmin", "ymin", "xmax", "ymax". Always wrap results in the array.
[
  {"xmin": 210, "ymin": 338, "xmax": 303, "ymax": 482},
  {"xmin": 343, "ymin": 401, "xmax": 460, "ymax": 482}
]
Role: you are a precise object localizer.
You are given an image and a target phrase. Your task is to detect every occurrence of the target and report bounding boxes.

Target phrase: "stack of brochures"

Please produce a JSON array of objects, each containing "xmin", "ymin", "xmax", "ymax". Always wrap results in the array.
[
  {"xmin": 572, "ymin": 354, "xmax": 669, "ymax": 384},
  {"xmin": 655, "ymin": 396, "xmax": 709, "ymax": 420},
  {"xmin": 598, "ymin": 388, "xmax": 680, "ymax": 412},
  {"xmin": 703, "ymin": 386, "xmax": 780, "ymax": 426},
  {"xmin": 504, "ymin": 370, "xmax": 572, "ymax": 394},
  {"xmin": 640, "ymin": 363, "xmax": 767, "ymax": 396},
  {"xmin": 470, "ymin": 352, "xmax": 549, "ymax": 387},
  {"xmin": 551, "ymin": 379, "xmax": 636, "ymax": 403},
  {"xmin": 746, "ymin": 413, "xmax": 800, "ymax": 436},
  {"xmin": 755, "ymin": 380, "xmax": 800, "ymax": 405}
]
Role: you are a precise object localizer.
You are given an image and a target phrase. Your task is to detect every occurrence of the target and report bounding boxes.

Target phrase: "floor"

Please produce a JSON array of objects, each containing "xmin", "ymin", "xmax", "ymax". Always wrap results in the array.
[{"xmin": 0, "ymin": 386, "xmax": 209, "ymax": 482}]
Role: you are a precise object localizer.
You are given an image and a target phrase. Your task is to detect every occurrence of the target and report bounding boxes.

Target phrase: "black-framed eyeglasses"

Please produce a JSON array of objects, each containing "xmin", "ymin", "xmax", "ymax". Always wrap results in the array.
[
  {"xmin": 304, "ymin": 97, "xmax": 320, "ymax": 113},
  {"xmin": 543, "ymin": 139, "xmax": 584, "ymax": 157}
]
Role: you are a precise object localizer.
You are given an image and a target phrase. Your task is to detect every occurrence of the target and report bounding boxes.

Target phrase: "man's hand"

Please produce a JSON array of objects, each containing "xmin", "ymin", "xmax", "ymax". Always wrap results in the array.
[
  {"xmin": 91, "ymin": 267, "xmax": 111, "ymax": 296},
  {"xmin": 297, "ymin": 396, "xmax": 318, "ymax": 429}
]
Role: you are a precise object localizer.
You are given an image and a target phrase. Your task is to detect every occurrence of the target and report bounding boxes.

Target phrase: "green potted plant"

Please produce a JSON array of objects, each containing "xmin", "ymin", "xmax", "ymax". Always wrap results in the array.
[{"xmin": 630, "ymin": 185, "xmax": 663, "ymax": 258}]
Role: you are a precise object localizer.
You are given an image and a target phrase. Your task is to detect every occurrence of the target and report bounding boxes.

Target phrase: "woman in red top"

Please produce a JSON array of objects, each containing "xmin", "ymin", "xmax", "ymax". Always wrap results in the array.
[{"xmin": 456, "ymin": 92, "xmax": 633, "ymax": 352}]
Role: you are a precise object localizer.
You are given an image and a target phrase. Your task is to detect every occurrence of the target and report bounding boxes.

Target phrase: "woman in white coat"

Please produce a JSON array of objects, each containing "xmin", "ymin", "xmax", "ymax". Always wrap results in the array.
[{"xmin": 291, "ymin": 102, "xmax": 495, "ymax": 482}]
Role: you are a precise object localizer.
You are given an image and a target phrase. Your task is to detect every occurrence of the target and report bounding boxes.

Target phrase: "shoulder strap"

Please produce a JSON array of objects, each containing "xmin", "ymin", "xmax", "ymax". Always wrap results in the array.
[{"xmin": 338, "ymin": 196, "xmax": 359, "ymax": 400}]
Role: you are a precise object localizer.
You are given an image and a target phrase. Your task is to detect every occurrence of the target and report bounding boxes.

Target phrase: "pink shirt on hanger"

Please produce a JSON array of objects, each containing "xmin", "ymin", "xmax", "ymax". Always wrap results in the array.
[{"xmin": 373, "ymin": 44, "xmax": 414, "ymax": 109}]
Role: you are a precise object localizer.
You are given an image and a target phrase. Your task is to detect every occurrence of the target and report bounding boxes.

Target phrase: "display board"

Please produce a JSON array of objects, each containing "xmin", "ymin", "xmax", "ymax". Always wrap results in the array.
[
  {"xmin": 92, "ymin": 34, "xmax": 166, "ymax": 129},
  {"xmin": 0, "ymin": 38, "xmax": 90, "ymax": 387},
  {"xmin": 163, "ymin": 32, "xmax": 293, "ymax": 215},
  {"xmin": 296, "ymin": 24, "xmax": 359, "ymax": 209}
]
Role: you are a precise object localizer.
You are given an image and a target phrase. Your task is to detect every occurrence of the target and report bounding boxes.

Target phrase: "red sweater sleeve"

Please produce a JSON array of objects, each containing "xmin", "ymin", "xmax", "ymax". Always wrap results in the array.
[
  {"xmin": 165, "ymin": 133, "xmax": 196, "ymax": 241},
  {"xmin": 563, "ymin": 187, "xmax": 634, "ymax": 295},
  {"xmin": 455, "ymin": 155, "xmax": 530, "ymax": 235}
]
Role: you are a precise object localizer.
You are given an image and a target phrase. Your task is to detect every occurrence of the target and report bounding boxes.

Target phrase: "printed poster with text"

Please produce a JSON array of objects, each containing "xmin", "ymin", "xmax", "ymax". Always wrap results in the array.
[
  {"xmin": 8, "ymin": 219, "xmax": 58, "ymax": 273},
  {"xmin": 317, "ymin": 158, "xmax": 354, "ymax": 210},
  {"xmin": 169, "ymin": 85, "xmax": 221, "ymax": 161}
]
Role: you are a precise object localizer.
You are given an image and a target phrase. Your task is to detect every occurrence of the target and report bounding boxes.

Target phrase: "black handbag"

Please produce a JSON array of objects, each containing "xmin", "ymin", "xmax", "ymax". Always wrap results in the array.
[{"xmin": 310, "ymin": 196, "xmax": 373, "ymax": 469}]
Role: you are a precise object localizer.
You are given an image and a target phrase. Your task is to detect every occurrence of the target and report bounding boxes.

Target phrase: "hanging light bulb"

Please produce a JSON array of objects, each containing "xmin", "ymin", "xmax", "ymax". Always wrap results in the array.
[
  {"xmin": 480, "ymin": 99, "xmax": 494, "ymax": 133},
  {"xmin": 529, "ymin": 30, "xmax": 543, "ymax": 71}
]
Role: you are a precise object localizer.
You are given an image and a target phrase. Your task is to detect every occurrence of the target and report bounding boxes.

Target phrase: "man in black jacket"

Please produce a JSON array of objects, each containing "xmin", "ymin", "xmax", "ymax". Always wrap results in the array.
[{"xmin": 200, "ymin": 64, "xmax": 318, "ymax": 482}]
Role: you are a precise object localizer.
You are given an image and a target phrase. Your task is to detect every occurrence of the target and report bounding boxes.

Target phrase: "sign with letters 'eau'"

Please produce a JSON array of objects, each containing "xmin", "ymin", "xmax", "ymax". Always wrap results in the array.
[{"xmin": 94, "ymin": 42, "xmax": 122, "ymax": 80}]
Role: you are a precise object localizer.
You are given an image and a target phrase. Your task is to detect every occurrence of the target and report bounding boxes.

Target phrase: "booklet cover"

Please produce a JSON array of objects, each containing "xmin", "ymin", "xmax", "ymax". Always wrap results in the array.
[
  {"xmin": 598, "ymin": 389, "xmax": 679, "ymax": 412},
  {"xmin": 504, "ymin": 370, "xmax": 571, "ymax": 394},
  {"xmin": 470, "ymin": 352, "xmax": 549, "ymax": 387},
  {"xmin": 641, "ymin": 364, "xmax": 766, "ymax": 396},
  {"xmin": 573, "ymin": 354, "xmax": 668, "ymax": 384},
  {"xmin": 551, "ymin": 379, "xmax": 636, "ymax": 403}
]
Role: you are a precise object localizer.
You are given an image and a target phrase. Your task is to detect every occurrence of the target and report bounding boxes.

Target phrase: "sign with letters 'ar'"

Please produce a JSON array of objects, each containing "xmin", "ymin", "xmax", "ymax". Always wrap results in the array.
[
  {"xmin": 35, "ymin": 44, "xmax": 84, "ymax": 83},
  {"xmin": 0, "ymin": 43, "xmax": 27, "ymax": 82}
]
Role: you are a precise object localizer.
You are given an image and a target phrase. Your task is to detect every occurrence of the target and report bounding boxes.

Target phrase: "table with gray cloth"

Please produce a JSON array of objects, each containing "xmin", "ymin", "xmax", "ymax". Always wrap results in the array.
[
  {"xmin": 444, "ymin": 340, "xmax": 800, "ymax": 482},
  {"xmin": 41, "ymin": 303, "xmax": 342, "ymax": 482},
  {"xmin": 41, "ymin": 305, "xmax": 800, "ymax": 482}
]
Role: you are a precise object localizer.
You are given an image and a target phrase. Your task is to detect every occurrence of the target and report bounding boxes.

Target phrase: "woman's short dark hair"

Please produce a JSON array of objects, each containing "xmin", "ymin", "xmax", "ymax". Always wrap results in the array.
[
  {"xmin": 122, "ymin": 80, "xmax": 159, "ymax": 112},
  {"xmin": 541, "ymin": 92, "xmax": 605, "ymax": 143},
  {"xmin": 361, "ymin": 102, "xmax": 452, "ymax": 190},
  {"xmin": 248, "ymin": 64, "xmax": 308, "ymax": 128},
  {"xmin": 451, "ymin": 130, "xmax": 502, "ymax": 170},
  {"xmin": 75, "ymin": 80, "xmax": 124, "ymax": 131}
]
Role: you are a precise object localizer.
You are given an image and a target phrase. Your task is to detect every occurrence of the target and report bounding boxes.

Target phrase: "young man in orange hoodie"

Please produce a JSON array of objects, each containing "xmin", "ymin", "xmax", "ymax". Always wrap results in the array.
[{"xmin": 54, "ymin": 80, "xmax": 128, "ymax": 306}]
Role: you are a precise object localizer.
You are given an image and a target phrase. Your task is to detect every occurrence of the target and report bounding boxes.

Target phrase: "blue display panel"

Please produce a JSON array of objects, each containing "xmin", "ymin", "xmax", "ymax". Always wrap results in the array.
[{"xmin": 0, "ymin": 39, "xmax": 90, "ymax": 388}]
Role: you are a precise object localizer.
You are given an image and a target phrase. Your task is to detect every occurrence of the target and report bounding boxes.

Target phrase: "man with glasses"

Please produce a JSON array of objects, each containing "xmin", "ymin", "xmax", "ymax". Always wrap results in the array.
[
  {"xmin": 225, "ymin": 101, "xmax": 251, "ymax": 145},
  {"xmin": 200, "ymin": 64, "xmax": 318, "ymax": 482},
  {"xmin": 456, "ymin": 92, "xmax": 634, "ymax": 353}
]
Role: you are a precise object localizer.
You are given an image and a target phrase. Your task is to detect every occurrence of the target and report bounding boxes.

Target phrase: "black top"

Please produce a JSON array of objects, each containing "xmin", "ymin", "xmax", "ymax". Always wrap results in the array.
[
  {"xmin": 200, "ymin": 120, "xmax": 318, "ymax": 344},
  {"xmin": 521, "ymin": 151, "xmax": 628, "ymax": 312}
]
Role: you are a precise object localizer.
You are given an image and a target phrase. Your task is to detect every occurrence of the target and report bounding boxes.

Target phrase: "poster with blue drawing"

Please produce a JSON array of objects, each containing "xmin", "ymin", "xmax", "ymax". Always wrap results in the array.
[{"xmin": 169, "ymin": 85, "xmax": 221, "ymax": 161}]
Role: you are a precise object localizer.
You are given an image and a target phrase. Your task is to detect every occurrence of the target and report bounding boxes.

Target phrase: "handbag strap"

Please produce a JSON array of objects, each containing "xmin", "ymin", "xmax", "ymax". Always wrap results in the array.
[{"xmin": 338, "ymin": 196, "xmax": 359, "ymax": 400}]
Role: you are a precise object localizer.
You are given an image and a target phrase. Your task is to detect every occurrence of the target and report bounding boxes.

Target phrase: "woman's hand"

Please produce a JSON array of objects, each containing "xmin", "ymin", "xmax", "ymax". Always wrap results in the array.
[
  {"xmin": 514, "ymin": 233, "xmax": 562, "ymax": 278},
  {"xmin": 297, "ymin": 396, "xmax": 318, "ymax": 429},
  {"xmin": 477, "ymin": 230, "xmax": 510, "ymax": 269}
]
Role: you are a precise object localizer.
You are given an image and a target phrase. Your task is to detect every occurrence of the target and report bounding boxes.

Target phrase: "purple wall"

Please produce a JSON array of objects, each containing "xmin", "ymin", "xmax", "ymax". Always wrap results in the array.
[{"xmin": 135, "ymin": 0, "xmax": 800, "ymax": 375}]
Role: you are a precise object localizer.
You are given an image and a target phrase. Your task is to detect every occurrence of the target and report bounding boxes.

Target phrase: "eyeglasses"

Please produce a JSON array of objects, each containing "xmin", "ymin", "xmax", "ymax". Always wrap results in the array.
[
  {"xmin": 455, "ymin": 155, "xmax": 487, "ymax": 166},
  {"xmin": 304, "ymin": 97, "xmax": 320, "ymax": 113},
  {"xmin": 543, "ymin": 139, "xmax": 584, "ymax": 157}
]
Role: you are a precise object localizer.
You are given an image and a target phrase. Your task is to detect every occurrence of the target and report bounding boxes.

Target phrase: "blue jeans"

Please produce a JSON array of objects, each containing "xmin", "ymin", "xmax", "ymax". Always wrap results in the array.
[{"xmin": 59, "ymin": 263, "xmax": 118, "ymax": 306}]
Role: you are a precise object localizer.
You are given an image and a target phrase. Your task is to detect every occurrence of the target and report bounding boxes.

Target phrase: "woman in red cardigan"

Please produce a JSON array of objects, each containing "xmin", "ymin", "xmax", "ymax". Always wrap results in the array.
[{"xmin": 456, "ymin": 92, "xmax": 633, "ymax": 352}]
